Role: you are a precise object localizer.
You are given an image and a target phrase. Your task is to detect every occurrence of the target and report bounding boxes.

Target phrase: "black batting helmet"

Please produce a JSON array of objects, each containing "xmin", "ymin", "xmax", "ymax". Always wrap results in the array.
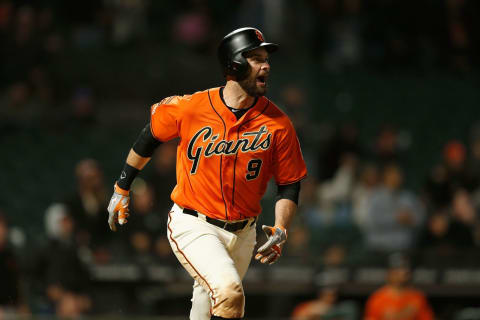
[{"xmin": 218, "ymin": 27, "xmax": 278, "ymax": 80}]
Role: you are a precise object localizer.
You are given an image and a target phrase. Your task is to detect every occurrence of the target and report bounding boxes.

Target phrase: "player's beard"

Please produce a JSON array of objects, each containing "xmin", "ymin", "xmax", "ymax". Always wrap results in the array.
[{"xmin": 238, "ymin": 73, "xmax": 267, "ymax": 97}]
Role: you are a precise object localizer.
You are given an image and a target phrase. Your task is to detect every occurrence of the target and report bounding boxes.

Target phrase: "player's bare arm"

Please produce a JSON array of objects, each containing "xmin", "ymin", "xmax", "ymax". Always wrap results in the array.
[
  {"xmin": 256, "ymin": 182, "xmax": 301, "ymax": 265},
  {"xmin": 126, "ymin": 149, "xmax": 151, "ymax": 170},
  {"xmin": 274, "ymin": 198, "xmax": 297, "ymax": 230}
]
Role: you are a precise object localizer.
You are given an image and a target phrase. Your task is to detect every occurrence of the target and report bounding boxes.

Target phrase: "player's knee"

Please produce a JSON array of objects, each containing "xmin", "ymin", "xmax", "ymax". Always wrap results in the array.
[
  {"xmin": 218, "ymin": 280, "xmax": 244, "ymax": 308},
  {"xmin": 213, "ymin": 281, "xmax": 244, "ymax": 318}
]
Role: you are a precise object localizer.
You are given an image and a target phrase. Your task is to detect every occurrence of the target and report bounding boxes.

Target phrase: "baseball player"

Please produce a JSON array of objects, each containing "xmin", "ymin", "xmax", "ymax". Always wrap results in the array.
[{"xmin": 107, "ymin": 27, "xmax": 307, "ymax": 320}]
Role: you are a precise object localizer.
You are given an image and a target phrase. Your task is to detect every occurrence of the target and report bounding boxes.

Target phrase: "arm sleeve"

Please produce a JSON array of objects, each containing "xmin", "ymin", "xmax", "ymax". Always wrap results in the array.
[
  {"xmin": 276, "ymin": 181, "xmax": 301, "ymax": 205},
  {"xmin": 132, "ymin": 123, "xmax": 162, "ymax": 157},
  {"xmin": 272, "ymin": 121, "xmax": 307, "ymax": 185},
  {"xmin": 150, "ymin": 96, "xmax": 182, "ymax": 141}
]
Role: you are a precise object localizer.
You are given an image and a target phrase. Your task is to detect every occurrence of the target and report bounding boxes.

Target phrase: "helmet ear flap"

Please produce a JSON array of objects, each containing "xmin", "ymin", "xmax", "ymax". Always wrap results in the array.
[
  {"xmin": 230, "ymin": 54, "xmax": 249, "ymax": 80},
  {"xmin": 231, "ymin": 61, "xmax": 241, "ymax": 72}
]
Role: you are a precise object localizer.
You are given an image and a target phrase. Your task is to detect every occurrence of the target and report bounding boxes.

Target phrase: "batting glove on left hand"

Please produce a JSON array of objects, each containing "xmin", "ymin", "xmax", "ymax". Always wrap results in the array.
[
  {"xmin": 107, "ymin": 183, "xmax": 130, "ymax": 231},
  {"xmin": 255, "ymin": 225, "xmax": 287, "ymax": 265}
]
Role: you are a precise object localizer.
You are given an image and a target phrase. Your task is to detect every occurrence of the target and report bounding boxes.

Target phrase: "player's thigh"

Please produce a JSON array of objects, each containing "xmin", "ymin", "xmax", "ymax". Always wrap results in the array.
[
  {"xmin": 167, "ymin": 209, "xmax": 241, "ymax": 295},
  {"xmin": 230, "ymin": 225, "xmax": 257, "ymax": 279}
]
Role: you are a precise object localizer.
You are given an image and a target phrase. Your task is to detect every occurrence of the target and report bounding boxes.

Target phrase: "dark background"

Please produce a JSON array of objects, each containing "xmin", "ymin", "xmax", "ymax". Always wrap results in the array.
[{"xmin": 1, "ymin": 0, "xmax": 480, "ymax": 319}]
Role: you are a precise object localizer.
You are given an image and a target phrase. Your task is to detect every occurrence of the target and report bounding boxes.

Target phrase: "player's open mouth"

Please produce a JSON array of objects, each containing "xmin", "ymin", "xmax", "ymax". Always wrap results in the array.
[{"xmin": 257, "ymin": 75, "xmax": 267, "ymax": 86}]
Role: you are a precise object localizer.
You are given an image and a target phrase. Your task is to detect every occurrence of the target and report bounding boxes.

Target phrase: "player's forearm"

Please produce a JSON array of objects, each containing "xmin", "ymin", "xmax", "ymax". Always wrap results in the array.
[
  {"xmin": 274, "ymin": 198, "xmax": 297, "ymax": 230},
  {"xmin": 116, "ymin": 149, "xmax": 150, "ymax": 191},
  {"xmin": 116, "ymin": 150, "xmax": 145, "ymax": 191},
  {"xmin": 116, "ymin": 123, "xmax": 162, "ymax": 191},
  {"xmin": 126, "ymin": 148, "xmax": 151, "ymax": 170}
]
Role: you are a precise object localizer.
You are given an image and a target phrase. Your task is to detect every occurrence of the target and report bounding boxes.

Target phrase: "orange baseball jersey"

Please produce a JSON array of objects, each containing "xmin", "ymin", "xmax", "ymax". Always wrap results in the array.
[
  {"xmin": 364, "ymin": 286, "xmax": 434, "ymax": 320},
  {"xmin": 150, "ymin": 87, "xmax": 307, "ymax": 220}
]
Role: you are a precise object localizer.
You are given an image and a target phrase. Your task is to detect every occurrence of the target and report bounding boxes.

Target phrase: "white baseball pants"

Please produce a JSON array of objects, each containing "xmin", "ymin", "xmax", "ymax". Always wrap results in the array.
[{"xmin": 167, "ymin": 203, "xmax": 257, "ymax": 319}]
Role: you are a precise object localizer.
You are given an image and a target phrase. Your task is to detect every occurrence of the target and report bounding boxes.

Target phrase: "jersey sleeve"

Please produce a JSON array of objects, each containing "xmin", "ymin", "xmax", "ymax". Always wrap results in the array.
[
  {"xmin": 150, "ymin": 96, "xmax": 182, "ymax": 142},
  {"xmin": 272, "ymin": 120, "xmax": 307, "ymax": 185}
]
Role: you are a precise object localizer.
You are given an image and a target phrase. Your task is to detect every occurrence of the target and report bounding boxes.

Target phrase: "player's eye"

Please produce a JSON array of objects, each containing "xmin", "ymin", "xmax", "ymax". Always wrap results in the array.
[{"xmin": 255, "ymin": 57, "xmax": 268, "ymax": 63}]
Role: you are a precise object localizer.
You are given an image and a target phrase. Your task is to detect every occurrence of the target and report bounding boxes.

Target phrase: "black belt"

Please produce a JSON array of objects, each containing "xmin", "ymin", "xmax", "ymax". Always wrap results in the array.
[{"xmin": 183, "ymin": 208, "xmax": 256, "ymax": 232}]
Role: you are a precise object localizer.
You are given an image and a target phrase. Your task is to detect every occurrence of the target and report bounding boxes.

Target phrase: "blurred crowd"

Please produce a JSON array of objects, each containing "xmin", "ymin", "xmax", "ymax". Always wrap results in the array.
[
  {"xmin": 1, "ymin": 0, "xmax": 480, "ymax": 319},
  {"xmin": 2, "ymin": 123, "xmax": 480, "ymax": 318},
  {"xmin": 1, "ymin": 0, "xmax": 479, "ymax": 130},
  {"xmin": 0, "ymin": 141, "xmax": 178, "ymax": 317},
  {"xmin": 287, "ymin": 123, "xmax": 480, "ymax": 268}
]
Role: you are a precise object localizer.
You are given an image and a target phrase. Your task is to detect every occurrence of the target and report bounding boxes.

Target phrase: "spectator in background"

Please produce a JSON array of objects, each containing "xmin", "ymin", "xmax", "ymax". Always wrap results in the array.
[
  {"xmin": 291, "ymin": 284, "xmax": 358, "ymax": 320},
  {"xmin": 280, "ymin": 85, "xmax": 309, "ymax": 141},
  {"xmin": 373, "ymin": 125, "xmax": 401, "ymax": 165},
  {"xmin": 467, "ymin": 130, "xmax": 480, "ymax": 207},
  {"xmin": 323, "ymin": 0, "xmax": 365, "ymax": 72},
  {"xmin": 0, "ymin": 0, "xmax": 12, "ymax": 32},
  {"xmin": 0, "ymin": 4, "xmax": 63, "ymax": 131},
  {"xmin": 105, "ymin": 0, "xmax": 148, "ymax": 46},
  {"xmin": 171, "ymin": 1, "xmax": 212, "ymax": 52},
  {"xmin": 129, "ymin": 179, "xmax": 160, "ymax": 231},
  {"xmin": 152, "ymin": 235, "xmax": 176, "ymax": 265},
  {"xmin": 0, "ymin": 212, "xmax": 29, "ymax": 317},
  {"xmin": 125, "ymin": 179, "xmax": 162, "ymax": 265},
  {"xmin": 3, "ymin": 6, "xmax": 39, "ymax": 83},
  {"xmin": 144, "ymin": 142, "xmax": 179, "ymax": 265},
  {"xmin": 0, "ymin": 81, "xmax": 37, "ymax": 130},
  {"xmin": 417, "ymin": 204, "xmax": 475, "ymax": 266},
  {"xmin": 317, "ymin": 152, "xmax": 358, "ymax": 226},
  {"xmin": 317, "ymin": 123, "xmax": 362, "ymax": 182},
  {"xmin": 69, "ymin": 87, "xmax": 96, "ymax": 127},
  {"xmin": 442, "ymin": 141, "xmax": 474, "ymax": 191},
  {"xmin": 450, "ymin": 188, "xmax": 480, "ymax": 248},
  {"xmin": 58, "ymin": 0, "xmax": 106, "ymax": 49},
  {"xmin": 65, "ymin": 158, "xmax": 109, "ymax": 250},
  {"xmin": 442, "ymin": 0, "xmax": 475, "ymax": 73},
  {"xmin": 362, "ymin": 163, "xmax": 424, "ymax": 253},
  {"xmin": 424, "ymin": 140, "xmax": 474, "ymax": 211},
  {"xmin": 282, "ymin": 223, "xmax": 312, "ymax": 265},
  {"xmin": 149, "ymin": 141, "xmax": 178, "ymax": 214},
  {"xmin": 321, "ymin": 244, "xmax": 347, "ymax": 269},
  {"xmin": 352, "ymin": 163, "xmax": 380, "ymax": 229},
  {"xmin": 423, "ymin": 163, "xmax": 452, "ymax": 211},
  {"xmin": 39, "ymin": 203, "xmax": 92, "ymax": 318},
  {"xmin": 364, "ymin": 253, "xmax": 434, "ymax": 320},
  {"xmin": 118, "ymin": 177, "xmax": 178, "ymax": 266},
  {"xmin": 297, "ymin": 177, "xmax": 322, "ymax": 227}
]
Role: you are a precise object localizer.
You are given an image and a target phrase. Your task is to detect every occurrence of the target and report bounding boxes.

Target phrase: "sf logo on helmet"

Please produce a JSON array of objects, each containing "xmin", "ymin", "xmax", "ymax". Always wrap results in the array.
[{"xmin": 255, "ymin": 30, "xmax": 264, "ymax": 42}]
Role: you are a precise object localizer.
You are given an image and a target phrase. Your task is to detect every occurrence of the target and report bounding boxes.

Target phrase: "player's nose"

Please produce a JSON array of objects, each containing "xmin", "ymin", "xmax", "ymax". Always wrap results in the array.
[{"xmin": 261, "ymin": 61, "xmax": 270, "ymax": 72}]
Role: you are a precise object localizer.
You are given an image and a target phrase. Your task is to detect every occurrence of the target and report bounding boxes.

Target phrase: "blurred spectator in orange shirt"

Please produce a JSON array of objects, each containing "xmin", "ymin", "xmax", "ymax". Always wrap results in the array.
[{"xmin": 364, "ymin": 253, "xmax": 434, "ymax": 320}]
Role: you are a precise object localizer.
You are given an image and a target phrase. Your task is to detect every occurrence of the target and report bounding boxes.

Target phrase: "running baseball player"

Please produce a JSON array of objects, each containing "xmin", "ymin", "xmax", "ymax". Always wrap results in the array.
[{"xmin": 107, "ymin": 27, "xmax": 307, "ymax": 320}]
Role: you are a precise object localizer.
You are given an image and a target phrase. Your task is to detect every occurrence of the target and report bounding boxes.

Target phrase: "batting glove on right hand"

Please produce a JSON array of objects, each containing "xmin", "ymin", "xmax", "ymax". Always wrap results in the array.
[
  {"xmin": 255, "ymin": 225, "xmax": 287, "ymax": 265},
  {"xmin": 107, "ymin": 183, "xmax": 130, "ymax": 232}
]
